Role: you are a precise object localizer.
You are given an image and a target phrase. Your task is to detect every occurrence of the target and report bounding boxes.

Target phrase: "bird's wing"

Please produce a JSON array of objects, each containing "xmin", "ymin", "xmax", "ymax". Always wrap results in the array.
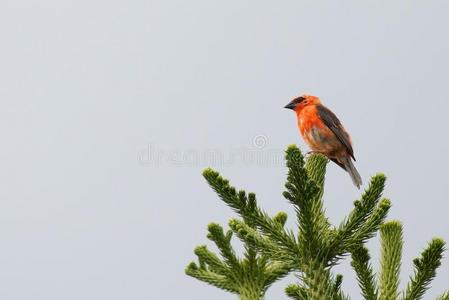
[
  {"xmin": 316, "ymin": 104, "xmax": 355, "ymax": 160},
  {"xmin": 330, "ymin": 158, "xmax": 347, "ymax": 170}
]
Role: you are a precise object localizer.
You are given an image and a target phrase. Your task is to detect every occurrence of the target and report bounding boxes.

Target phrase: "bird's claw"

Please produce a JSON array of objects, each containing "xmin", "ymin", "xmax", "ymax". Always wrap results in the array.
[
  {"xmin": 305, "ymin": 150, "xmax": 323, "ymax": 157},
  {"xmin": 305, "ymin": 150, "xmax": 316, "ymax": 157}
]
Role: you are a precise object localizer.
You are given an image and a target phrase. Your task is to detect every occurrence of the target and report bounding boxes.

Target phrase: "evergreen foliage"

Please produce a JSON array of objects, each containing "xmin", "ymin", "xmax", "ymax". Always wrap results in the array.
[
  {"xmin": 186, "ymin": 145, "xmax": 447, "ymax": 299},
  {"xmin": 350, "ymin": 221, "xmax": 446, "ymax": 300}
]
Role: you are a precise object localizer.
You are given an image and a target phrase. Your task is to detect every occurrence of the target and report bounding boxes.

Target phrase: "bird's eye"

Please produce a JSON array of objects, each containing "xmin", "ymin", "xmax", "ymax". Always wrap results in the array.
[{"xmin": 293, "ymin": 96, "xmax": 306, "ymax": 104}]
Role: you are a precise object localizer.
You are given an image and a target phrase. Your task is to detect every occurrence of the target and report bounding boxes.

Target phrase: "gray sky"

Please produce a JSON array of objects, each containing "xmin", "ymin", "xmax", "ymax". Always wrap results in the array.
[{"xmin": 0, "ymin": 0, "xmax": 448, "ymax": 299}]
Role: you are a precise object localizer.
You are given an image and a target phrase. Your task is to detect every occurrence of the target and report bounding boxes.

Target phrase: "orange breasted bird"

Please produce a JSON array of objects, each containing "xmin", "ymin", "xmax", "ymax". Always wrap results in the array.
[{"xmin": 284, "ymin": 95, "xmax": 362, "ymax": 188}]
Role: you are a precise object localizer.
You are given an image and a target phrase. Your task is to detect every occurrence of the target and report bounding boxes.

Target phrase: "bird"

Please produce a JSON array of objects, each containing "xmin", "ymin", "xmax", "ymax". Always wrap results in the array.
[{"xmin": 284, "ymin": 95, "xmax": 362, "ymax": 188}]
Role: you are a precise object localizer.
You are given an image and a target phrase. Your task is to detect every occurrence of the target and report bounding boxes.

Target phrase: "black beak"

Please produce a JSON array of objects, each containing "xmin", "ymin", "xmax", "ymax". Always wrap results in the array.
[{"xmin": 284, "ymin": 101, "xmax": 296, "ymax": 110}]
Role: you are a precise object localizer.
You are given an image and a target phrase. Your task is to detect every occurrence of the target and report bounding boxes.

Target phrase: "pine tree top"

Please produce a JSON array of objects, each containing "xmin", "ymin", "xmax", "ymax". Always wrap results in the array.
[{"xmin": 186, "ymin": 145, "xmax": 448, "ymax": 300}]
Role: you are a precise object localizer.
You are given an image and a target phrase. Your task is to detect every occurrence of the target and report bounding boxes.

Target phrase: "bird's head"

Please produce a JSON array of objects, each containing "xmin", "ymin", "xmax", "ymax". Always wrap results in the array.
[{"xmin": 284, "ymin": 95, "xmax": 321, "ymax": 112}]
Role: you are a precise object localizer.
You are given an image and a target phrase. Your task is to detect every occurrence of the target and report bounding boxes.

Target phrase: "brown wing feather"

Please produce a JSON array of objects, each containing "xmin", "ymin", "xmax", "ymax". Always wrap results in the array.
[
  {"xmin": 316, "ymin": 104, "xmax": 355, "ymax": 160},
  {"xmin": 330, "ymin": 158, "xmax": 347, "ymax": 171}
]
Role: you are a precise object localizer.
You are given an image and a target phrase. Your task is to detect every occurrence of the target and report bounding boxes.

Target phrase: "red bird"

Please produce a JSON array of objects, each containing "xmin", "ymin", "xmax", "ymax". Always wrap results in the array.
[{"xmin": 285, "ymin": 95, "xmax": 362, "ymax": 188}]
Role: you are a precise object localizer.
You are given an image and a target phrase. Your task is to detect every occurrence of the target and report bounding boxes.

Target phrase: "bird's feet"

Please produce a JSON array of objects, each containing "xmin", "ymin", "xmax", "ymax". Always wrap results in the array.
[{"xmin": 305, "ymin": 150, "xmax": 324, "ymax": 157}]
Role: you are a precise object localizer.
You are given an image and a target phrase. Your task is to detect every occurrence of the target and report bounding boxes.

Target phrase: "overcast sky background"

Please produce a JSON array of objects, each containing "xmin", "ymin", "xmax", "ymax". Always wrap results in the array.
[{"xmin": 0, "ymin": 1, "xmax": 448, "ymax": 299}]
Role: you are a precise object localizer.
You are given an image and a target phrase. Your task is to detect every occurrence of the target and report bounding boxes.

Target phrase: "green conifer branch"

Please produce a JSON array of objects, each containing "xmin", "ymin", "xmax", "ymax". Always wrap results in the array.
[
  {"xmin": 283, "ymin": 146, "xmax": 330, "ymax": 261},
  {"xmin": 206, "ymin": 223, "xmax": 240, "ymax": 269},
  {"xmin": 194, "ymin": 245, "xmax": 230, "ymax": 275},
  {"xmin": 402, "ymin": 238, "xmax": 446, "ymax": 300},
  {"xmin": 229, "ymin": 218, "xmax": 295, "ymax": 263},
  {"xmin": 437, "ymin": 291, "xmax": 449, "ymax": 300},
  {"xmin": 332, "ymin": 274, "xmax": 351, "ymax": 300},
  {"xmin": 282, "ymin": 147, "xmax": 342, "ymax": 299},
  {"xmin": 339, "ymin": 198, "xmax": 392, "ymax": 265},
  {"xmin": 333, "ymin": 274, "xmax": 343, "ymax": 294},
  {"xmin": 185, "ymin": 262, "xmax": 237, "ymax": 292},
  {"xmin": 285, "ymin": 269, "xmax": 337, "ymax": 300},
  {"xmin": 350, "ymin": 222, "xmax": 447, "ymax": 300},
  {"xmin": 285, "ymin": 283, "xmax": 308, "ymax": 300},
  {"xmin": 186, "ymin": 221, "xmax": 291, "ymax": 299},
  {"xmin": 350, "ymin": 198, "xmax": 391, "ymax": 242},
  {"xmin": 263, "ymin": 261, "xmax": 293, "ymax": 286},
  {"xmin": 351, "ymin": 245, "xmax": 378, "ymax": 300},
  {"xmin": 300, "ymin": 261, "xmax": 339, "ymax": 299},
  {"xmin": 328, "ymin": 174, "xmax": 388, "ymax": 260},
  {"xmin": 203, "ymin": 169, "xmax": 298, "ymax": 254},
  {"xmin": 185, "ymin": 220, "xmax": 291, "ymax": 300},
  {"xmin": 187, "ymin": 145, "xmax": 448, "ymax": 299},
  {"xmin": 273, "ymin": 211, "xmax": 288, "ymax": 227},
  {"xmin": 304, "ymin": 153, "xmax": 328, "ymax": 203},
  {"xmin": 379, "ymin": 221, "xmax": 403, "ymax": 300}
]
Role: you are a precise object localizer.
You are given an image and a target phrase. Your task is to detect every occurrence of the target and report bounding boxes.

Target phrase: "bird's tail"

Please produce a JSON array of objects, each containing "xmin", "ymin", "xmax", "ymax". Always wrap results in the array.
[{"xmin": 342, "ymin": 157, "xmax": 363, "ymax": 189}]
